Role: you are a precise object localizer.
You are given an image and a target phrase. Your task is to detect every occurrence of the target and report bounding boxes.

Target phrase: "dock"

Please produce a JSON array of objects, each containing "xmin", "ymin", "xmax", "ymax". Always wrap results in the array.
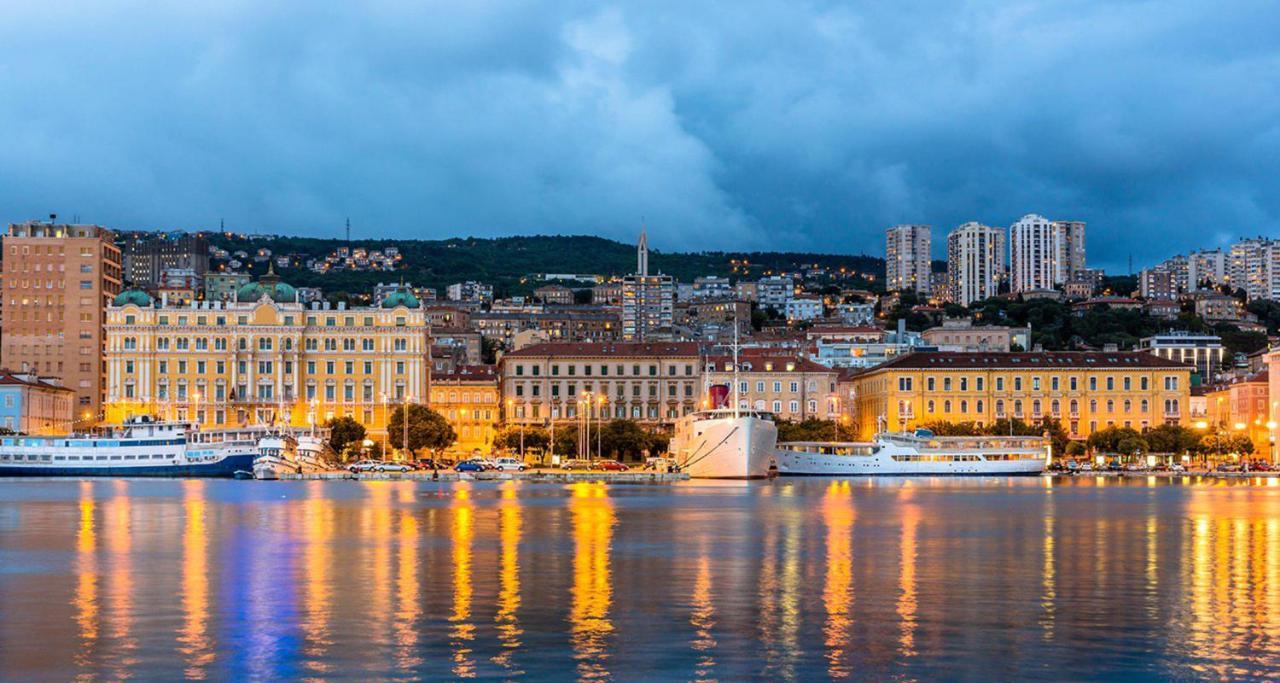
[{"xmin": 278, "ymin": 470, "xmax": 689, "ymax": 483}]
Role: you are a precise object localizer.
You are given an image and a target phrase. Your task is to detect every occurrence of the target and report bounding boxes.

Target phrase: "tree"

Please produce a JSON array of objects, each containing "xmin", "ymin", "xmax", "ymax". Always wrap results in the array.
[
  {"xmin": 388, "ymin": 404, "xmax": 456, "ymax": 457},
  {"xmin": 494, "ymin": 426, "xmax": 548, "ymax": 455},
  {"xmin": 599, "ymin": 420, "xmax": 652, "ymax": 460},
  {"xmin": 1087, "ymin": 426, "xmax": 1143, "ymax": 453},
  {"xmin": 776, "ymin": 418, "xmax": 858, "ymax": 442},
  {"xmin": 1117, "ymin": 435, "xmax": 1149, "ymax": 456},
  {"xmin": 1065, "ymin": 441, "xmax": 1087, "ymax": 457},
  {"xmin": 1143, "ymin": 424, "xmax": 1201, "ymax": 454},
  {"xmin": 326, "ymin": 416, "xmax": 366, "ymax": 459}
]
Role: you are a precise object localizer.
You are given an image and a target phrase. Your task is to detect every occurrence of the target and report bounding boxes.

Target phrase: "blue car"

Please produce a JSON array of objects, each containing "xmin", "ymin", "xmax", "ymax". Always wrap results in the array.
[{"xmin": 454, "ymin": 460, "xmax": 485, "ymax": 472}]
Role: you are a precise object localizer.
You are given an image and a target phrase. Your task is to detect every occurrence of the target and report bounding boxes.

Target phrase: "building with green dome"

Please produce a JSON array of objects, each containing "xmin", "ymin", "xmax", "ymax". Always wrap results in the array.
[
  {"xmin": 112, "ymin": 289, "xmax": 154, "ymax": 307},
  {"xmin": 235, "ymin": 266, "xmax": 298, "ymax": 303}
]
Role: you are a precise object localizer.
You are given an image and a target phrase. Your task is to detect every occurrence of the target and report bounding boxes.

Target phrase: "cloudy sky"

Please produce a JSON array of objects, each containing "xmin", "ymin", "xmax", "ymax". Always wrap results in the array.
[{"xmin": 1, "ymin": 2, "xmax": 1277, "ymax": 269}]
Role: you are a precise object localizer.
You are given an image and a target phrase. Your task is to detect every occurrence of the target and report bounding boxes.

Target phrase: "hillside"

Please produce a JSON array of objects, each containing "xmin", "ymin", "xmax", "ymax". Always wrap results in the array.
[{"xmin": 202, "ymin": 233, "xmax": 886, "ymax": 296}]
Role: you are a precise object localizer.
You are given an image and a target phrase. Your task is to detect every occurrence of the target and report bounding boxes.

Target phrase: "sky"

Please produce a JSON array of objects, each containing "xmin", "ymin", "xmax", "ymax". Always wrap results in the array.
[{"xmin": 1, "ymin": 2, "xmax": 1277, "ymax": 271}]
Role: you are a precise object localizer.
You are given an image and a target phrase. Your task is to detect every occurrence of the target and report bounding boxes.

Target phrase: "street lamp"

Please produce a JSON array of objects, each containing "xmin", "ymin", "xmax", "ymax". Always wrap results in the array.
[{"xmin": 597, "ymin": 395, "xmax": 605, "ymax": 461}]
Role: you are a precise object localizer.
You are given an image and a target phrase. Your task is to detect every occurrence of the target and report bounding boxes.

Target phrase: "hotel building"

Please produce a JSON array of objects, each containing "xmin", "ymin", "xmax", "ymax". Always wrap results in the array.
[
  {"xmin": 1, "ymin": 221, "xmax": 123, "ymax": 424},
  {"xmin": 500, "ymin": 342, "xmax": 701, "ymax": 425},
  {"xmin": 621, "ymin": 231, "xmax": 674, "ymax": 340},
  {"xmin": 848, "ymin": 351, "xmax": 1193, "ymax": 441},
  {"xmin": 103, "ymin": 272, "xmax": 430, "ymax": 437}
]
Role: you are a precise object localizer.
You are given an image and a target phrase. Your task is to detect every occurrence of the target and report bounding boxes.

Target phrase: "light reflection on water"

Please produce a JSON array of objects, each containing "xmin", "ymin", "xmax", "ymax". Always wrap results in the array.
[{"xmin": 3, "ymin": 477, "xmax": 1280, "ymax": 679}]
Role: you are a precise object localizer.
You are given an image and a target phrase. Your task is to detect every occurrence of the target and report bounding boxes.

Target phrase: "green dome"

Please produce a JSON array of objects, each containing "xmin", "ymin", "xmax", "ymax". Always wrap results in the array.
[
  {"xmin": 381, "ymin": 290, "xmax": 421, "ymax": 309},
  {"xmin": 113, "ymin": 289, "xmax": 153, "ymax": 307},
  {"xmin": 236, "ymin": 280, "xmax": 297, "ymax": 303}
]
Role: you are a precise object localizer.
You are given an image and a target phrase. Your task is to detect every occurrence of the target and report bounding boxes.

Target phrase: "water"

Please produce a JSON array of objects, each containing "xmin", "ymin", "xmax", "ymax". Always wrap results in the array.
[{"xmin": 2, "ymin": 477, "xmax": 1280, "ymax": 681}]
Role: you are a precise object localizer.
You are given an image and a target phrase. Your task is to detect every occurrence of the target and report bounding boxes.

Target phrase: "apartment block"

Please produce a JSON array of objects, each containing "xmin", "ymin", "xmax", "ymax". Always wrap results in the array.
[{"xmin": 1, "ymin": 221, "xmax": 123, "ymax": 423}]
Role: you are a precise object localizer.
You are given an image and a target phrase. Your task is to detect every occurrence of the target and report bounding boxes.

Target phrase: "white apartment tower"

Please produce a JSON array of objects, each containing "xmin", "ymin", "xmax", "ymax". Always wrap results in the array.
[
  {"xmin": 885, "ymin": 224, "xmax": 931, "ymax": 294},
  {"xmin": 947, "ymin": 222, "xmax": 1006, "ymax": 306},
  {"xmin": 1009, "ymin": 214, "xmax": 1064, "ymax": 293}
]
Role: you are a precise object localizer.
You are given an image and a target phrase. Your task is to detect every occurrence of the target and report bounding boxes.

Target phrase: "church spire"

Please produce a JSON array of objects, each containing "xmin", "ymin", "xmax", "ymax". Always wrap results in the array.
[{"xmin": 637, "ymin": 225, "xmax": 649, "ymax": 276}]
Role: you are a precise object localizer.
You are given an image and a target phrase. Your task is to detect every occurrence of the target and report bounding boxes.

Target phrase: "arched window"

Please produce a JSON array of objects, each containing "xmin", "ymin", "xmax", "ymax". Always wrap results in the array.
[{"xmin": 943, "ymin": 400, "xmax": 951, "ymax": 413}]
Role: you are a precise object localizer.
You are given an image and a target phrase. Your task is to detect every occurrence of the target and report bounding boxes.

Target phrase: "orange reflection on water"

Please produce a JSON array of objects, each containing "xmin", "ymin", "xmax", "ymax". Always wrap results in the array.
[
  {"xmin": 73, "ymin": 482, "xmax": 98, "ymax": 672},
  {"xmin": 822, "ymin": 481, "xmax": 855, "ymax": 678},
  {"xmin": 492, "ymin": 482, "xmax": 524, "ymax": 674},
  {"xmin": 179, "ymin": 481, "xmax": 213, "ymax": 679},
  {"xmin": 105, "ymin": 481, "xmax": 137, "ymax": 676},
  {"xmin": 1183, "ymin": 487, "xmax": 1280, "ymax": 678},
  {"xmin": 301, "ymin": 481, "xmax": 335, "ymax": 675},
  {"xmin": 365, "ymin": 483, "xmax": 394, "ymax": 651},
  {"xmin": 689, "ymin": 547, "xmax": 717, "ymax": 681},
  {"xmin": 569, "ymin": 482, "xmax": 615, "ymax": 681},
  {"xmin": 394, "ymin": 505, "xmax": 422, "ymax": 668},
  {"xmin": 1040, "ymin": 500, "xmax": 1056, "ymax": 641},
  {"xmin": 450, "ymin": 485, "xmax": 476, "ymax": 678},
  {"xmin": 897, "ymin": 495, "xmax": 919, "ymax": 658}
]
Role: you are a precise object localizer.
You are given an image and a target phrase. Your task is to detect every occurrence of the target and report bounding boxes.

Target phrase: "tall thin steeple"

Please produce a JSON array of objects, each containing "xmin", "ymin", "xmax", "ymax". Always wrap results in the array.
[{"xmin": 637, "ymin": 226, "xmax": 649, "ymax": 276}]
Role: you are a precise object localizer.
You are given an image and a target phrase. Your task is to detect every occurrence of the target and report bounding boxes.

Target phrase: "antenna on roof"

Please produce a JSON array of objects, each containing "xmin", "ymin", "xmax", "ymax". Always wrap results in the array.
[{"xmin": 346, "ymin": 217, "xmax": 351, "ymax": 247}]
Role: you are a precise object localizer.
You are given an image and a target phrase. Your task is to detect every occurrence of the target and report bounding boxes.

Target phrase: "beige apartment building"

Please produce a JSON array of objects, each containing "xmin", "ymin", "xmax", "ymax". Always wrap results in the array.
[
  {"xmin": 1, "ymin": 221, "xmax": 122, "ymax": 424},
  {"xmin": 500, "ymin": 342, "xmax": 702, "ymax": 425},
  {"xmin": 703, "ymin": 353, "xmax": 842, "ymax": 421}
]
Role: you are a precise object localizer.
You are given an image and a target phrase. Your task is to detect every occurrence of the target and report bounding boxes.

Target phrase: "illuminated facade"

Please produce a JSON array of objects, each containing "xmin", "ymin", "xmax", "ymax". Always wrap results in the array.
[
  {"xmin": 849, "ymin": 351, "xmax": 1193, "ymax": 440},
  {"xmin": 103, "ymin": 275, "xmax": 430, "ymax": 436},
  {"xmin": 430, "ymin": 365, "xmax": 500, "ymax": 456}
]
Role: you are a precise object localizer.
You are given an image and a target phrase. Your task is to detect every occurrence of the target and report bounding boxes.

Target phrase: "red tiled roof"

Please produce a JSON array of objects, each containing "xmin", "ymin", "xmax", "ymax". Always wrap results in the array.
[
  {"xmin": 434, "ymin": 364, "xmax": 499, "ymax": 382},
  {"xmin": 703, "ymin": 355, "xmax": 834, "ymax": 374},
  {"xmin": 863, "ymin": 351, "xmax": 1195, "ymax": 372},
  {"xmin": 503, "ymin": 341, "xmax": 703, "ymax": 358},
  {"xmin": 0, "ymin": 370, "xmax": 74, "ymax": 392}
]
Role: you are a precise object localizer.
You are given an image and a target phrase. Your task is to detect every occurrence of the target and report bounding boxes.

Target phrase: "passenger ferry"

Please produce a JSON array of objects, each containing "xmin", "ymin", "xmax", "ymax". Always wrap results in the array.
[
  {"xmin": 669, "ymin": 408, "xmax": 779, "ymax": 479},
  {"xmin": 0, "ymin": 416, "xmax": 259, "ymax": 477},
  {"xmin": 775, "ymin": 429, "xmax": 1050, "ymax": 476}
]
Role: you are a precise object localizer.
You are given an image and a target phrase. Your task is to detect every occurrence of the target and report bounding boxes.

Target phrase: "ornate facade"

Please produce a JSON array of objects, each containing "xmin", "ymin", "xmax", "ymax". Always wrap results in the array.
[{"xmin": 103, "ymin": 275, "xmax": 429, "ymax": 436}]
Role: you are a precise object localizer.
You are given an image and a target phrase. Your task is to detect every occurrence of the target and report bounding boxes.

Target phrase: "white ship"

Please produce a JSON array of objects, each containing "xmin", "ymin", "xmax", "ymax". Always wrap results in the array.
[
  {"xmin": 669, "ymin": 408, "xmax": 778, "ymax": 479},
  {"xmin": 775, "ymin": 429, "xmax": 1050, "ymax": 476},
  {"xmin": 296, "ymin": 434, "xmax": 337, "ymax": 471},
  {"xmin": 0, "ymin": 416, "xmax": 259, "ymax": 477},
  {"xmin": 253, "ymin": 433, "xmax": 301, "ymax": 480}
]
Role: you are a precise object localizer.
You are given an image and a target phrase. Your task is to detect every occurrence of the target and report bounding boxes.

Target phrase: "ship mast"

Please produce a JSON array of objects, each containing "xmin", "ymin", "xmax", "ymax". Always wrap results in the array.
[{"xmin": 732, "ymin": 313, "xmax": 740, "ymax": 419}]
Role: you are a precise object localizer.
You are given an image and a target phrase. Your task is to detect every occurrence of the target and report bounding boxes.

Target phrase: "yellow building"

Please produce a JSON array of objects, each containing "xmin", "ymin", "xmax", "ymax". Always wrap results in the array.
[
  {"xmin": 103, "ymin": 274, "xmax": 430, "ymax": 437},
  {"xmin": 849, "ymin": 351, "xmax": 1193, "ymax": 441},
  {"xmin": 430, "ymin": 364, "xmax": 499, "ymax": 456}
]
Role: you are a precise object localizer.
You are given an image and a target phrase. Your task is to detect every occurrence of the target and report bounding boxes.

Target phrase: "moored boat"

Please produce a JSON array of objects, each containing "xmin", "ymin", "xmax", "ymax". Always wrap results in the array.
[
  {"xmin": 775, "ymin": 429, "xmax": 1050, "ymax": 476},
  {"xmin": 0, "ymin": 416, "xmax": 257, "ymax": 477},
  {"xmin": 669, "ymin": 408, "xmax": 778, "ymax": 479},
  {"xmin": 253, "ymin": 433, "xmax": 301, "ymax": 480}
]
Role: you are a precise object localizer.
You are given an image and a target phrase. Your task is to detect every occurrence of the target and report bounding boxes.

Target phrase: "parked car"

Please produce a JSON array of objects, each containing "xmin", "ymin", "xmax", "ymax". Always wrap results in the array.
[
  {"xmin": 375, "ymin": 461, "xmax": 412, "ymax": 473},
  {"xmin": 1080, "ymin": 462, "xmax": 1094, "ymax": 472},
  {"xmin": 1169, "ymin": 463, "xmax": 1186, "ymax": 473},
  {"xmin": 1124, "ymin": 462, "xmax": 1147, "ymax": 472},
  {"xmin": 592, "ymin": 459, "xmax": 628, "ymax": 471},
  {"xmin": 559, "ymin": 458, "xmax": 593, "ymax": 470},
  {"xmin": 492, "ymin": 457, "xmax": 527, "ymax": 472},
  {"xmin": 348, "ymin": 459, "xmax": 382, "ymax": 473},
  {"xmin": 455, "ymin": 460, "xmax": 486, "ymax": 472}
]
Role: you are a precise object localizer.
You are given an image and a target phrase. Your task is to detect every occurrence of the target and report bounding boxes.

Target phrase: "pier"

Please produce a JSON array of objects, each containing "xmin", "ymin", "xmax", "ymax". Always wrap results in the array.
[{"xmin": 278, "ymin": 470, "xmax": 689, "ymax": 483}]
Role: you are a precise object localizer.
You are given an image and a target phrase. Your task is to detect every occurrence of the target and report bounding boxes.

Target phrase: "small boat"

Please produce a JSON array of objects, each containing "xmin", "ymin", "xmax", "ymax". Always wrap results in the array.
[
  {"xmin": 253, "ymin": 433, "xmax": 301, "ymax": 480},
  {"xmin": 296, "ymin": 434, "xmax": 337, "ymax": 472}
]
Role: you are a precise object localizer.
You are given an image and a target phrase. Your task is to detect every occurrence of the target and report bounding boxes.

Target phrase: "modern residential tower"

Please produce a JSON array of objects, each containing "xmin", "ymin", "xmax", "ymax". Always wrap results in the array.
[
  {"xmin": 885, "ymin": 224, "xmax": 932, "ymax": 294},
  {"xmin": 946, "ymin": 222, "xmax": 1006, "ymax": 305}
]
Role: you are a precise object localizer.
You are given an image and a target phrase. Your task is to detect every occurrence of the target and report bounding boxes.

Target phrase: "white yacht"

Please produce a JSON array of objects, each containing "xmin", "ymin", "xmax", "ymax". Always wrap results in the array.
[
  {"xmin": 775, "ymin": 430, "xmax": 1050, "ymax": 476},
  {"xmin": 253, "ymin": 433, "xmax": 301, "ymax": 480}
]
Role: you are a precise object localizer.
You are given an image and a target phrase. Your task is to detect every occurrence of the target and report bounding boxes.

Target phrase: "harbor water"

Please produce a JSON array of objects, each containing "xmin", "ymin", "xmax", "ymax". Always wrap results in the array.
[{"xmin": 2, "ymin": 476, "xmax": 1279, "ymax": 680}]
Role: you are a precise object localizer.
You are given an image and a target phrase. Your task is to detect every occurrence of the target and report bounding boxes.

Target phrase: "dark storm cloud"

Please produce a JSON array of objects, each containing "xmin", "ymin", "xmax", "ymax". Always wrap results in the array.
[{"xmin": 0, "ymin": 1, "xmax": 1277, "ymax": 268}]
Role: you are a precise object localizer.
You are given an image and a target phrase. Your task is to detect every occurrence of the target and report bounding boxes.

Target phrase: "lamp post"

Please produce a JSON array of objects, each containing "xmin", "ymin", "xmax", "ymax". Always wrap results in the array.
[
  {"xmin": 380, "ymin": 392, "xmax": 389, "ymax": 460},
  {"xmin": 597, "ymin": 395, "xmax": 605, "ymax": 461}
]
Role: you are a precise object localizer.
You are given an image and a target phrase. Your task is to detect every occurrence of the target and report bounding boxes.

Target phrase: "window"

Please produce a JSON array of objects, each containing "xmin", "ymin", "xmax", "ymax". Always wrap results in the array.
[
  {"xmin": 1164, "ymin": 376, "xmax": 1179, "ymax": 391},
  {"xmin": 926, "ymin": 377, "xmax": 936, "ymax": 391},
  {"xmin": 995, "ymin": 377, "xmax": 1004, "ymax": 391},
  {"xmin": 898, "ymin": 377, "xmax": 913, "ymax": 392}
]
